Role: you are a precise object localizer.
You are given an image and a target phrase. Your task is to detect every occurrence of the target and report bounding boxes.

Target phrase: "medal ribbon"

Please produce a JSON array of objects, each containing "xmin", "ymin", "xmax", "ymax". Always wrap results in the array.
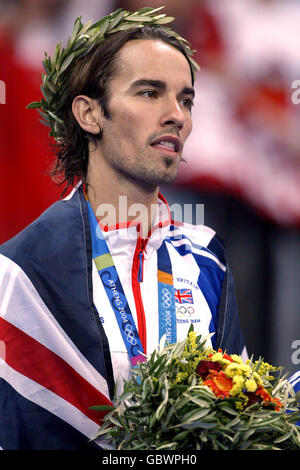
[{"xmin": 157, "ymin": 242, "xmax": 177, "ymax": 345}]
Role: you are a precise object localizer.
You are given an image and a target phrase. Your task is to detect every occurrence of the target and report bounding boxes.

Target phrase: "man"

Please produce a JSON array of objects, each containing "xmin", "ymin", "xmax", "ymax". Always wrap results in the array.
[{"xmin": 0, "ymin": 7, "xmax": 245, "ymax": 450}]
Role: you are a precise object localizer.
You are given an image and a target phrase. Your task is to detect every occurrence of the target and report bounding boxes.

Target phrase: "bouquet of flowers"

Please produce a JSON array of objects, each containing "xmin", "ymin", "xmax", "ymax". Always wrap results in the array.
[{"xmin": 92, "ymin": 329, "xmax": 300, "ymax": 450}]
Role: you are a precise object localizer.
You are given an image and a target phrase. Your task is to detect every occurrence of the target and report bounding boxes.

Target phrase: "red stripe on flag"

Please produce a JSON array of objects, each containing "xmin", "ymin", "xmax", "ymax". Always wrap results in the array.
[{"xmin": 0, "ymin": 317, "xmax": 113, "ymax": 423}]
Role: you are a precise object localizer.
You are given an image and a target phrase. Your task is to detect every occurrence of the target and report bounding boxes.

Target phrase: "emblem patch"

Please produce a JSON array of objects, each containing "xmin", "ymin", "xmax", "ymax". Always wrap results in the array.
[
  {"xmin": 174, "ymin": 288, "xmax": 194, "ymax": 304},
  {"xmin": 174, "ymin": 282, "xmax": 200, "ymax": 324}
]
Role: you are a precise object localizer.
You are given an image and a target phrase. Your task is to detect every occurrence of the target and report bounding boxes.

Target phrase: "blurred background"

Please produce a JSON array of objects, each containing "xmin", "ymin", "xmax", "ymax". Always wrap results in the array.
[{"xmin": 0, "ymin": 0, "xmax": 299, "ymax": 374}]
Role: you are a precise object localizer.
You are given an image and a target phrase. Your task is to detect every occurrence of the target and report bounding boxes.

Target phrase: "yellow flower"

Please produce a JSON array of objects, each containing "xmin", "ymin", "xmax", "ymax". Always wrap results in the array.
[
  {"xmin": 224, "ymin": 364, "xmax": 243, "ymax": 377},
  {"xmin": 245, "ymin": 378, "xmax": 257, "ymax": 392},
  {"xmin": 238, "ymin": 363, "xmax": 252, "ymax": 374},
  {"xmin": 174, "ymin": 371, "xmax": 188, "ymax": 384},
  {"xmin": 210, "ymin": 352, "xmax": 223, "ymax": 362},
  {"xmin": 188, "ymin": 331, "xmax": 197, "ymax": 347},
  {"xmin": 253, "ymin": 371, "xmax": 263, "ymax": 385},
  {"xmin": 221, "ymin": 358, "xmax": 232, "ymax": 366},
  {"xmin": 233, "ymin": 375, "xmax": 245, "ymax": 386},
  {"xmin": 230, "ymin": 354, "xmax": 243, "ymax": 364},
  {"xmin": 255, "ymin": 361, "xmax": 278, "ymax": 377},
  {"xmin": 230, "ymin": 375, "xmax": 245, "ymax": 396},
  {"xmin": 235, "ymin": 400, "xmax": 244, "ymax": 411}
]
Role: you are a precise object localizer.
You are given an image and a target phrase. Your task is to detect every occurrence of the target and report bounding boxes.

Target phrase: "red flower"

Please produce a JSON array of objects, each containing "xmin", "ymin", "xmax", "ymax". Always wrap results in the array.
[
  {"xmin": 196, "ymin": 360, "xmax": 222, "ymax": 380},
  {"xmin": 244, "ymin": 391, "xmax": 261, "ymax": 408},
  {"xmin": 203, "ymin": 370, "xmax": 233, "ymax": 398},
  {"xmin": 244, "ymin": 386, "xmax": 283, "ymax": 411},
  {"xmin": 222, "ymin": 352, "xmax": 234, "ymax": 362},
  {"xmin": 270, "ymin": 397, "xmax": 284, "ymax": 411},
  {"xmin": 256, "ymin": 386, "xmax": 283, "ymax": 411},
  {"xmin": 256, "ymin": 386, "xmax": 271, "ymax": 402}
]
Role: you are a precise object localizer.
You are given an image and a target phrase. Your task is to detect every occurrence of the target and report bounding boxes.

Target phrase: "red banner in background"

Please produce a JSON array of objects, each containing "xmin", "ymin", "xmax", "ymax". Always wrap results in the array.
[{"xmin": 0, "ymin": 33, "xmax": 61, "ymax": 244}]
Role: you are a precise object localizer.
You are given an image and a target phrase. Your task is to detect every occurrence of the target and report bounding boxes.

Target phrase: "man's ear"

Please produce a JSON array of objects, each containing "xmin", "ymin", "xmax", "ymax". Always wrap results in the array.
[{"xmin": 72, "ymin": 95, "xmax": 102, "ymax": 135}]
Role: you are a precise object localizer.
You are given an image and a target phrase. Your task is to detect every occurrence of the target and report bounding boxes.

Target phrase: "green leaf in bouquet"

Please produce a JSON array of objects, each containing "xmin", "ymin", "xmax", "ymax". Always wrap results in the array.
[
  {"xmin": 164, "ymin": 403, "xmax": 177, "ymax": 427},
  {"xmin": 240, "ymin": 428, "xmax": 256, "ymax": 442},
  {"xmin": 180, "ymin": 420, "xmax": 218, "ymax": 430},
  {"xmin": 172, "ymin": 430, "xmax": 190, "ymax": 442},
  {"xmin": 171, "ymin": 384, "xmax": 189, "ymax": 393},
  {"xmin": 187, "ymin": 385, "xmax": 215, "ymax": 401},
  {"xmin": 159, "ymin": 383, "xmax": 169, "ymax": 404},
  {"xmin": 158, "ymin": 333, "xmax": 167, "ymax": 352},
  {"xmin": 180, "ymin": 407, "xmax": 211, "ymax": 424},
  {"xmin": 216, "ymin": 403, "xmax": 239, "ymax": 416},
  {"xmin": 213, "ymin": 438, "xmax": 231, "ymax": 450},
  {"xmin": 174, "ymin": 395, "xmax": 191, "ymax": 411},
  {"xmin": 89, "ymin": 405, "xmax": 115, "ymax": 412},
  {"xmin": 117, "ymin": 390, "xmax": 133, "ymax": 403},
  {"xmin": 125, "ymin": 414, "xmax": 144, "ymax": 425},
  {"xmin": 251, "ymin": 414, "xmax": 283, "ymax": 428},
  {"xmin": 108, "ymin": 415, "xmax": 123, "ymax": 428},
  {"xmin": 225, "ymin": 415, "xmax": 241, "ymax": 428},
  {"xmin": 154, "ymin": 378, "xmax": 169, "ymax": 421},
  {"xmin": 141, "ymin": 377, "xmax": 154, "ymax": 400},
  {"xmin": 172, "ymin": 336, "xmax": 189, "ymax": 355},
  {"xmin": 93, "ymin": 420, "xmax": 112, "ymax": 438},
  {"xmin": 188, "ymin": 395, "xmax": 213, "ymax": 408},
  {"xmin": 149, "ymin": 411, "xmax": 158, "ymax": 429},
  {"xmin": 273, "ymin": 428, "xmax": 294, "ymax": 444},
  {"xmin": 248, "ymin": 409, "xmax": 279, "ymax": 419},
  {"xmin": 148, "ymin": 352, "xmax": 167, "ymax": 376},
  {"xmin": 156, "ymin": 442, "xmax": 177, "ymax": 450}
]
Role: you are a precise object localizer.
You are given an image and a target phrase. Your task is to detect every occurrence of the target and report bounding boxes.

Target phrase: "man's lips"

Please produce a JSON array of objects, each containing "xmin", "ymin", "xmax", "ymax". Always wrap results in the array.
[{"xmin": 150, "ymin": 135, "xmax": 182, "ymax": 154}]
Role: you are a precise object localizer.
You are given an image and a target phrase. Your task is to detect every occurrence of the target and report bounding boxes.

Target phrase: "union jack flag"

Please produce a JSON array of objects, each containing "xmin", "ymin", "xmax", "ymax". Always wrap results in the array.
[{"xmin": 174, "ymin": 288, "xmax": 194, "ymax": 304}]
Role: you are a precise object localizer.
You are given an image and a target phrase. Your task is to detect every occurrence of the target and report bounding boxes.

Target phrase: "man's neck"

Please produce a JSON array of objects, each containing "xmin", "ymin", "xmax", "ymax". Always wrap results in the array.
[{"xmin": 86, "ymin": 174, "xmax": 160, "ymax": 238}]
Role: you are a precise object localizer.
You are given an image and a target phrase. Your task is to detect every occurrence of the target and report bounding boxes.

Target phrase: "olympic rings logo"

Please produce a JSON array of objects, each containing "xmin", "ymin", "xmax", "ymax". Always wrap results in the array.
[
  {"xmin": 162, "ymin": 287, "xmax": 173, "ymax": 309},
  {"xmin": 176, "ymin": 305, "xmax": 195, "ymax": 317},
  {"xmin": 124, "ymin": 323, "xmax": 137, "ymax": 345}
]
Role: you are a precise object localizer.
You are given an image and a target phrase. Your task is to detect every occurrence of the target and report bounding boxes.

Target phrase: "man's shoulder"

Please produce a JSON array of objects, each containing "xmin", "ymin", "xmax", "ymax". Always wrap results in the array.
[
  {"xmin": 169, "ymin": 220, "xmax": 227, "ymax": 267},
  {"xmin": 0, "ymin": 188, "xmax": 83, "ymax": 263},
  {"xmin": 171, "ymin": 220, "xmax": 215, "ymax": 245}
]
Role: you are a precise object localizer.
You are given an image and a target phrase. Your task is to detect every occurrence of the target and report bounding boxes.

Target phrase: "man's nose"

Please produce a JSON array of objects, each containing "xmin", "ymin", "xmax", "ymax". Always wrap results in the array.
[{"xmin": 161, "ymin": 98, "xmax": 185, "ymax": 131}]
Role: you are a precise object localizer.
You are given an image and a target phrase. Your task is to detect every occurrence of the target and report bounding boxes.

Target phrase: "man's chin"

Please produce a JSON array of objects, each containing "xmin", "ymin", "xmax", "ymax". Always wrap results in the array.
[
  {"xmin": 158, "ymin": 175, "xmax": 178, "ymax": 187},
  {"xmin": 128, "ymin": 161, "xmax": 179, "ymax": 188},
  {"xmin": 154, "ymin": 171, "xmax": 179, "ymax": 187}
]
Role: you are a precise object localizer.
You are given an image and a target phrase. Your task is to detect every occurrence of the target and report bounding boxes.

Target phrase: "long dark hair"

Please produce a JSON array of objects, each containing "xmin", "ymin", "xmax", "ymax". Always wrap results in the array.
[{"xmin": 52, "ymin": 26, "xmax": 194, "ymax": 195}]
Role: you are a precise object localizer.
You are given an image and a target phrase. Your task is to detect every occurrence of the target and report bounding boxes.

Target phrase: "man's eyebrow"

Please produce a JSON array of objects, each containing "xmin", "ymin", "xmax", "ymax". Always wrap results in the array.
[
  {"xmin": 130, "ymin": 79, "xmax": 195, "ymax": 98},
  {"xmin": 181, "ymin": 86, "xmax": 195, "ymax": 99},
  {"xmin": 130, "ymin": 79, "xmax": 167, "ymax": 90}
]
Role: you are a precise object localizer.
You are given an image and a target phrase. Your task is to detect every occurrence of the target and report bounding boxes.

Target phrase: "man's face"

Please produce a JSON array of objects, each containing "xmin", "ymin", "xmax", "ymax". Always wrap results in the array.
[{"xmin": 98, "ymin": 38, "xmax": 194, "ymax": 189}]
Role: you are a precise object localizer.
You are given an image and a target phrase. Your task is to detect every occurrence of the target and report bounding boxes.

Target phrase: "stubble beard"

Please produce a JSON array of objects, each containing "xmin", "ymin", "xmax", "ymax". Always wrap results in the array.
[
  {"xmin": 102, "ymin": 136, "xmax": 182, "ymax": 189},
  {"xmin": 120, "ymin": 151, "xmax": 181, "ymax": 188}
]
